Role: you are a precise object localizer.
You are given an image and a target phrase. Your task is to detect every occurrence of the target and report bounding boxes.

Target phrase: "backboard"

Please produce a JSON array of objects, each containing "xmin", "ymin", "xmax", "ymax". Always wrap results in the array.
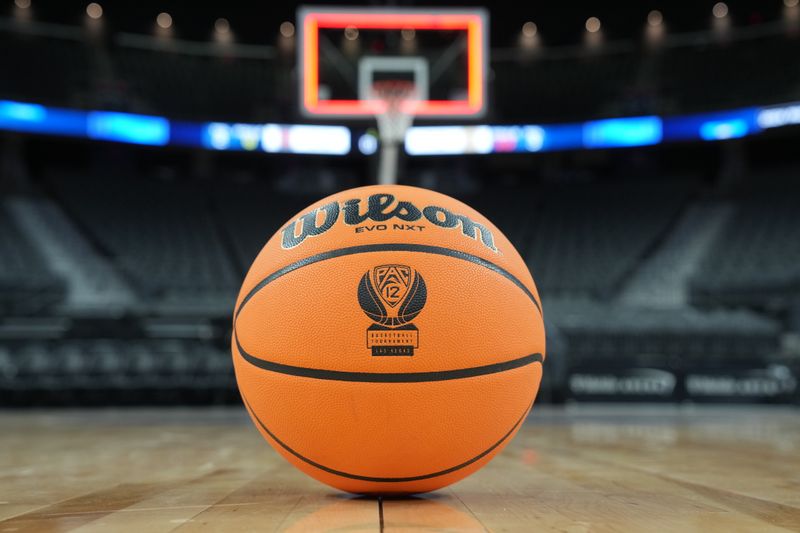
[{"xmin": 297, "ymin": 6, "xmax": 489, "ymax": 120}]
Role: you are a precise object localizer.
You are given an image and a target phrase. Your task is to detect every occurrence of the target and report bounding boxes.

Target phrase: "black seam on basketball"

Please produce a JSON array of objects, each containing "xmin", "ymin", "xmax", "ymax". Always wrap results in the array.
[
  {"xmin": 235, "ymin": 331, "xmax": 542, "ymax": 382},
  {"xmin": 242, "ymin": 395, "xmax": 533, "ymax": 483},
  {"xmin": 235, "ymin": 243, "xmax": 542, "ymax": 319}
]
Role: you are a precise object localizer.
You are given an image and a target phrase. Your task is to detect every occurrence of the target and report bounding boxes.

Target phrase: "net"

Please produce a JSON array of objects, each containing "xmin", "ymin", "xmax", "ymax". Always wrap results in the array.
[{"xmin": 370, "ymin": 80, "xmax": 418, "ymax": 145}]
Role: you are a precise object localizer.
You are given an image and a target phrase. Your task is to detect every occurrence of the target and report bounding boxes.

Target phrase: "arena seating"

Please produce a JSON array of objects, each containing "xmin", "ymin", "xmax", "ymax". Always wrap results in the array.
[
  {"xmin": 6, "ymin": 197, "xmax": 139, "ymax": 315},
  {"xmin": 212, "ymin": 182, "xmax": 317, "ymax": 273},
  {"xmin": 2, "ymin": 12, "xmax": 798, "ymax": 408},
  {"xmin": 547, "ymin": 298, "xmax": 787, "ymax": 401},
  {"xmin": 0, "ymin": 202, "xmax": 65, "ymax": 314},
  {"xmin": 548, "ymin": 299, "xmax": 780, "ymax": 366},
  {"xmin": 50, "ymin": 174, "xmax": 240, "ymax": 313},
  {"xmin": 471, "ymin": 180, "xmax": 692, "ymax": 299},
  {"xmin": 0, "ymin": 338, "xmax": 234, "ymax": 406},
  {"xmin": 618, "ymin": 202, "xmax": 734, "ymax": 308},
  {"xmin": 547, "ymin": 298, "xmax": 779, "ymax": 342},
  {"xmin": 0, "ymin": 170, "xmax": 794, "ymax": 404},
  {"xmin": 691, "ymin": 173, "xmax": 800, "ymax": 308}
]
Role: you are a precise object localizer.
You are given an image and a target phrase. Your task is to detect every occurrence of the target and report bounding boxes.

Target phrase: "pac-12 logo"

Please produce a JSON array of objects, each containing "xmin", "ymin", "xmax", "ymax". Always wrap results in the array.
[{"xmin": 358, "ymin": 265, "xmax": 427, "ymax": 356}]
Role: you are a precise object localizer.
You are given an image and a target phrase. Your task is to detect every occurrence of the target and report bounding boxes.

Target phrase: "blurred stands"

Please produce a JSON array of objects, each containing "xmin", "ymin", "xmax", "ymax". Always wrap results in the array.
[
  {"xmin": 213, "ymin": 181, "xmax": 315, "ymax": 272},
  {"xmin": 691, "ymin": 172, "xmax": 800, "ymax": 308},
  {"xmin": 1, "ymin": 12, "xmax": 798, "ymax": 407},
  {"xmin": 0, "ymin": 170, "xmax": 796, "ymax": 404},
  {"xmin": 0, "ymin": 338, "xmax": 234, "ymax": 406},
  {"xmin": 546, "ymin": 299, "xmax": 791, "ymax": 402},
  {"xmin": 0, "ymin": 201, "xmax": 65, "ymax": 314},
  {"xmin": 547, "ymin": 298, "xmax": 780, "ymax": 340},
  {"xmin": 476, "ymin": 180, "xmax": 692, "ymax": 299},
  {"xmin": 547, "ymin": 299, "xmax": 780, "ymax": 377},
  {"xmin": 50, "ymin": 174, "xmax": 240, "ymax": 314},
  {"xmin": 5, "ymin": 196, "xmax": 138, "ymax": 315},
  {"xmin": 619, "ymin": 202, "xmax": 733, "ymax": 308}
]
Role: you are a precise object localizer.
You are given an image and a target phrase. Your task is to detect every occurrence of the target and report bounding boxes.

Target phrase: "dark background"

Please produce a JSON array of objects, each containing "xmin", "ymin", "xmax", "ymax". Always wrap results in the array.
[
  {"xmin": 10, "ymin": 0, "xmax": 788, "ymax": 46},
  {"xmin": 1, "ymin": 0, "xmax": 799, "ymax": 406}
]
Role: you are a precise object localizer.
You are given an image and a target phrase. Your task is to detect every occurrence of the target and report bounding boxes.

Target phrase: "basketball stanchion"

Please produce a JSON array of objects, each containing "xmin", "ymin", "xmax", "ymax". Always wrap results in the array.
[{"xmin": 371, "ymin": 81, "xmax": 418, "ymax": 186}]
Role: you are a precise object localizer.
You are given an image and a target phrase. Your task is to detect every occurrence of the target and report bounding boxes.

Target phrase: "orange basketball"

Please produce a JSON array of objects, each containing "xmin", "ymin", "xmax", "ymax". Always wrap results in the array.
[{"xmin": 232, "ymin": 185, "xmax": 545, "ymax": 494}]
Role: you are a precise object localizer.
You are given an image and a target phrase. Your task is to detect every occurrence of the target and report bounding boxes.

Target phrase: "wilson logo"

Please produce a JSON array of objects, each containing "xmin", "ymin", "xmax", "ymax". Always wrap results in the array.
[{"xmin": 281, "ymin": 193, "xmax": 497, "ymax": 252}]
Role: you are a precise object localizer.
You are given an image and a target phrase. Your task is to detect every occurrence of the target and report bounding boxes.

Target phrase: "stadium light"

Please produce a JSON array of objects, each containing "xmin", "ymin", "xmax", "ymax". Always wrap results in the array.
[
  {"xmin": 86, "ymin": 3, "xmax": 102, "ymax": 19},
  {"xmin": 215, "ymin": 18, "xmax": 230, "ymax": 34},
  {"xmin": 279, "ymin": 21, "xmax": 295, "ymax": 54},
  {"xmin": 214, "ymin": 17, "xmax": 232, "ymax": 44},
  {"xmin": 645, "ymin": 10, "xmax": 665, "ymax": 45},
  {"xmin": 584, "ymin": 17, "xmax": 602, "ymax": 48},
  {"xmin": 156, "ymin": 12, "xmax": 172, "ymax": 29},
  {"xmin": 712, "ymin": 2, "xmax": 731, "ymax": 35},
  {"xmin": 13, "ymin": 0, "xmax": 32, "ymax": 22},
  {"xmin": 344, "ymin": 26, "xmax": 359, "ymax": 40},
  {"xmin": 358, "ymin": 132, "xmax": 379, "ymax": 155},
  {"xmin": 647, "ymin": 10, "xmax": 663, "ymax": 26},
  {"xmin": 343, "ymin": 25, "xmax": 360, "ymax": 56},
  {"xmin": 520, "ymin": 21, "xmax": 540, "ymax": 53},
  {"xmin": 522, "ymin": 21, "xmax": 537, "ymax": 37},
  {"xmin": 84, "ymin": 2, "xmax": 103, "ymax": 34},
  {"xmin": 280, "ymin": 21, "xmax": 295, "ymax": 38},
  {"xmin": 785, "ymin": 0, "xmax": 800, "ymax": 25},
  {"xmin": 400, "ymin": 28, "xmax": 417, "ymax": 53}
]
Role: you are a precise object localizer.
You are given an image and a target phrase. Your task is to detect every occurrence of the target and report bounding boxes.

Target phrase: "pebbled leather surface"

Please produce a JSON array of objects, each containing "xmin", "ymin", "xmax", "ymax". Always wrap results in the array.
[{"xmin": 232, "ymin": 185, "xmax": 546, "ymax": 494}]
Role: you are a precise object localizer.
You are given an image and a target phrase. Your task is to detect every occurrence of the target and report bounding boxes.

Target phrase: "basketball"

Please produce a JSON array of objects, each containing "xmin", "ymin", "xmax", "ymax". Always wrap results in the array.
[
  {"xmin": 6, "ymin": 3, "xmax": 800, "ymax": 529},
  {"xmin": 232, "ymin": 184, "xmax": 545, "ymax": 494}
]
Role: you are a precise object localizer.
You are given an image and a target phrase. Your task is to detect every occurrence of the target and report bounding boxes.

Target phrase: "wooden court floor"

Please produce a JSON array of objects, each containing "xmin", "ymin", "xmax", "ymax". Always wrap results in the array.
[{"xmin": 0, "ymin": 405, "xmax": 798, "ymax": 532}]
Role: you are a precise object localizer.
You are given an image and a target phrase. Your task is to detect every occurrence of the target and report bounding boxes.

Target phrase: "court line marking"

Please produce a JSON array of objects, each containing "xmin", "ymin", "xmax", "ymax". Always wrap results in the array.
[{"xmin": 378, "ymin": 497, "xmax": 385, "ymax": 533}]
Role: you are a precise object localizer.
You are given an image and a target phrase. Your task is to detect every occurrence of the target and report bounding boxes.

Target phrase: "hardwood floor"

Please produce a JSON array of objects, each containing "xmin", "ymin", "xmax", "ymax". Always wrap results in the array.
[{"xmin": 0, "ymin": 405, "xmax": 798, "ymax": 532}]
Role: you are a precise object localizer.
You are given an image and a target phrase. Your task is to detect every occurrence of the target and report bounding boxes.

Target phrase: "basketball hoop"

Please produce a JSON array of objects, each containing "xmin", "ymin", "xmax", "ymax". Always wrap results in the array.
[
  {"xmin": 370, "ymin": 80, "xmax": 417, "ymax": 185},
  {"xmin": 370, "ymin": 80, "xmax": 418, "ymax": 144}
]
